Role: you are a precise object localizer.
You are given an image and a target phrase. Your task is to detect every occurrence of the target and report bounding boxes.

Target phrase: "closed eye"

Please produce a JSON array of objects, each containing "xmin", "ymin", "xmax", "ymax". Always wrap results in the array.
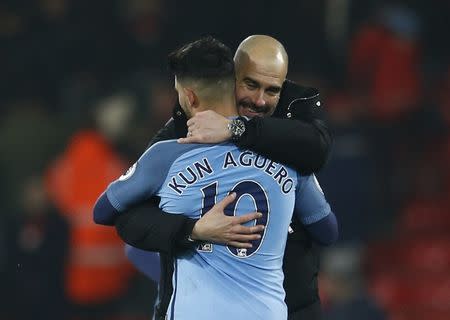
[
  {"xmin": 266, "ymin": 86, "xmax": 281, "ymax": 95},
  {"xmin": 243, "ymin": 78, "xmax": 259, "ymax": 90}
]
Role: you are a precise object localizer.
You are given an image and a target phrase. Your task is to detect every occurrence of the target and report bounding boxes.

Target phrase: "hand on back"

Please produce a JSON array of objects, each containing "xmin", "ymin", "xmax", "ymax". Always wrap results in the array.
[{"xmin": 191, "ymin": 192, "xmax": 265, "ymax": 248}]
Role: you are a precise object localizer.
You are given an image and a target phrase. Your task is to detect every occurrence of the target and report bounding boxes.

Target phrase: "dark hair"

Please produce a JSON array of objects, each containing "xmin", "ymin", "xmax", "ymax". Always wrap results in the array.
[{"xmin": 168, "ymin": 36, "xmax": 234, "ymax": 81}]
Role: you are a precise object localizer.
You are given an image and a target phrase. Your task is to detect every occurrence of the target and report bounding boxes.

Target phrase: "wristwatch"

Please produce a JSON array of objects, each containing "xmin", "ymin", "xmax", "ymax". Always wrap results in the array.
[{"xmin": 228, "ymin": 117, "xmax": 246, "ymax": 141}]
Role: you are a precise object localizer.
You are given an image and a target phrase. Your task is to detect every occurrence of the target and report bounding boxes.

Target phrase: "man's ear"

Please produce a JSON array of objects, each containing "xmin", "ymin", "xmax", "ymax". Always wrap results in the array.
[{"xmin": 184, "ymin": 88, "xmax": 199, "ymax": 109}]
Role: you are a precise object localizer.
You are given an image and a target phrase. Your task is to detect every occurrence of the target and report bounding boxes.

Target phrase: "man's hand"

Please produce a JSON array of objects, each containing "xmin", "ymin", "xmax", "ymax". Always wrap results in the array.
[
  {"xmin": 191, "ymin": 193, "xmax": 265, "ymax": 248},
  {"xmin": 178, "ymin": 110, "xmax": 232, "ymax": 144}
]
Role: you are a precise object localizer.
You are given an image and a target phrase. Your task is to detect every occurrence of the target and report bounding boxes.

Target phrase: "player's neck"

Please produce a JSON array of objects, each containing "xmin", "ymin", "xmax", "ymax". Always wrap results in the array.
[
  {"xmin": 213, "ymin": 104, "xmax": 239, "ymax": 117},
  {"xmin": 197, "ymin": 95, "xmax": 238, "ymax": 117}
]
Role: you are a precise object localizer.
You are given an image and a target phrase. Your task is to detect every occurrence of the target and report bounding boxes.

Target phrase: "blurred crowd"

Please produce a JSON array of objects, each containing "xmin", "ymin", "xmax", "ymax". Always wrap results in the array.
[{"xmin": 0, "ymin": 1, "xmax": 449, "ymax": 319}]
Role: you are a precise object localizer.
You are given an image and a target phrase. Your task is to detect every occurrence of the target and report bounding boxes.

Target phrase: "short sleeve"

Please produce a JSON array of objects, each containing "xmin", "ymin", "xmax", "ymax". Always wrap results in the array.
[{"xmin": 294, "ymin": 174, "xmax": 331, "ymax": 225}]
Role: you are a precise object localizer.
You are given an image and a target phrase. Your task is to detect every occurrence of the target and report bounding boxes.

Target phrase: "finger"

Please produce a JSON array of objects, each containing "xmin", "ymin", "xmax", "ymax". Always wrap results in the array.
[
  {"xmin": 216, "ymin": 192, "xmax": 236, "ymax": 209},
  {"xmin": 229, "ymin": 233, "xmax": 261, "ymax": 241},
  {"xmin": 227, "ymin": 241, "xmax": 252, "ymax": 249},
  {"xmin": 177, "ymin": 137, "xmax": 196, "ymax": 144},
  {"xmin": 186, "ymin": 118, "xmax": 196, "ymax": 127},
  {"xmin": 235, "ymin": 212, "xmax": 263, "ymax": 224},
  {"xmin": 232, "ymin": 224, "xmax": 265, "ymax": 235}
]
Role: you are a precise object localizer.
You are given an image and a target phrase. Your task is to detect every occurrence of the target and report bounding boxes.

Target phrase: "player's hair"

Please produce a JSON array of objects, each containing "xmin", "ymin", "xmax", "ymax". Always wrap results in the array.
[{"xmin": 168, "ymin": 36, "xmax": 235, "ymax": 82}]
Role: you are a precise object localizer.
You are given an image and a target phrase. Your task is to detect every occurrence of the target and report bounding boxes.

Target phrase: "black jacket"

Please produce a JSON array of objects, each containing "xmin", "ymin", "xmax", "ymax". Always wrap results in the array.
[{"xmin": 115, "ymin": 80, "xmax": 332, "ymax": 320}]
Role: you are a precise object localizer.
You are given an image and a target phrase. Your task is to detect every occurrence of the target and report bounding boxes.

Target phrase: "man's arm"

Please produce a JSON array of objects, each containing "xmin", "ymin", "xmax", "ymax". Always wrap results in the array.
[
  {"xmin": 237, "ymin": 116, "xmax": 330, "ymax": 174},
  {"xmin": 115, "ymin": 201, "xmax": 198, "ymax": 253},
  {"xmin": 178, "ymin": 81, "xmax": 332, "ymax": 174},
  {"xmin": 294, "ymin": 174, "xmax": 338, "ymax": 245},
  {"xmin": 115, "ymin": 192, "xmax": 264, "ymax": 253},
  {"xmin": 239, "ymin": 81, "xmax": 331, "ymax": 174},
  {"xmin": 93, "ymin": 141, "xmax": 181, "ymax": 226}
]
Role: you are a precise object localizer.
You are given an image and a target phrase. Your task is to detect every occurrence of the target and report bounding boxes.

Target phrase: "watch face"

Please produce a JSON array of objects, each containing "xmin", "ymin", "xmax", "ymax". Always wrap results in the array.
[
  {"xmin": 229, "ymin": 119, "xmax": 246, "ymax": 141},
  {"xmin": 233, "ymin": 120, "xmax": 245, "ymax": 136}
]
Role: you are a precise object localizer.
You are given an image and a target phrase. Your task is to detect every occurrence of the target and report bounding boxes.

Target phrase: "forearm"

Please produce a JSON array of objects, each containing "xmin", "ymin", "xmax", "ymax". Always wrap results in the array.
[
  {"xmin": 115, "ymin": 201, "xmax": 198, "ymax": 253},
  {"xmin": 93, "ymin": 192, "xmax": 119, "ymax": 225},
  {"xmin": 236, "ymin": 117, "xmax": 332, "ymax": 174}
]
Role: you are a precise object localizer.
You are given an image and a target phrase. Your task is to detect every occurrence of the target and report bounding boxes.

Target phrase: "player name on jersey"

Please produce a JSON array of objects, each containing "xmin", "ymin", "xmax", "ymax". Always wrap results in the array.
[{"xmin": 168, "ymin": 150, "xmax": 294, "ymax": 195}]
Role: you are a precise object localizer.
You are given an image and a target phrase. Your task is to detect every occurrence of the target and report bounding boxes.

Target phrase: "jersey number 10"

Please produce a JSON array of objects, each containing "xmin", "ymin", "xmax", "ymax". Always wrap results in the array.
[{"xmin": 199, "ymin": 180, "xmax": 269, "ymax": 258}]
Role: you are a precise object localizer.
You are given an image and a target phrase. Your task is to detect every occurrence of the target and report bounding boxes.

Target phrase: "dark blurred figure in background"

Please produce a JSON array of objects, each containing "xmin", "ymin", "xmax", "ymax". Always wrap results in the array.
[
  {"xmin": 321, "ymin": 246, "xmax": 387, "ymax": 320},
  {"xmin": 44, "ymin": 98, "xmax": 137, "ymax": 320},
  {"xmin": 318, "ymin": 91, "xmax": 378, "ymax": 243},
  {"xmin": 4, "ymin": 175, "xmax": 69, "ymax": 320},
  {"xmin": 348, "ymin": 3, "xmax": 423, "ymax": 220}
]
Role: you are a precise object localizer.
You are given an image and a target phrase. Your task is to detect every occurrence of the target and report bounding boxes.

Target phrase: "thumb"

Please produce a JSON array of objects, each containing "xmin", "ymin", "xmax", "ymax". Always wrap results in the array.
[{"xmin": 217, "ymin": 192, "xmax": 236, "ymax": 209}]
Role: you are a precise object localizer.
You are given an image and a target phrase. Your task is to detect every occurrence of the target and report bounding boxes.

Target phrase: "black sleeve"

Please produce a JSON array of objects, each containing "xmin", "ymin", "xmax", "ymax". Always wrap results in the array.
[
  {"xmin": 115, "ymin": 201, "xmax": 198, "ymax": 253},
  {"xmin": 114, "ymin": 106, "xmax": 196, "ymax": 253},
  {"xmin": 236, "ymin": 80, "xmax": 332, "ymax": 174}
]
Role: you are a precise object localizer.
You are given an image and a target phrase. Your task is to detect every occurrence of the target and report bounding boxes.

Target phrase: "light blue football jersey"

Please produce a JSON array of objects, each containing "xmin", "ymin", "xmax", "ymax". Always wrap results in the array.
[{"xmin": 106, "ymin": 140, "xmax": 331, "ymax": 320}]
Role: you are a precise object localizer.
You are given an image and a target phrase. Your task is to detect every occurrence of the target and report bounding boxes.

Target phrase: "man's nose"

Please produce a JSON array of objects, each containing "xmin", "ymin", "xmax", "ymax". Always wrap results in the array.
[{"xmin": 253, "ymin": 90, "xmax": 266, "ymax": 107}]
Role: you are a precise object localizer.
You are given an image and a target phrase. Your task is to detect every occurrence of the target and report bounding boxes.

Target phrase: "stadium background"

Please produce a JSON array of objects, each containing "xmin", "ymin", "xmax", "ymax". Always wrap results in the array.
[{"xmin": 0, "ymin": 0, "xmax": 449, "ymax": 319}]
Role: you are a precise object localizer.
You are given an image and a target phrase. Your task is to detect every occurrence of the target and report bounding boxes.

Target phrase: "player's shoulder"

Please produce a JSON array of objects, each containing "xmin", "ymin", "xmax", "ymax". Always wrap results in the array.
[{"xmin": 146, "ymin": 139, "xmax": 204, "ymax": 156}]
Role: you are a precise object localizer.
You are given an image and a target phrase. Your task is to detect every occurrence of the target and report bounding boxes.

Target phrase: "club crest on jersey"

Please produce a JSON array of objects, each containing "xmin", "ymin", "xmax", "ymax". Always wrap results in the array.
[
  {"xmin": 197, "ymin": 242, "xmax": 213, "ymax": 252},
  {"xmin": 119, "ymin": 163, "xmax": 137, "ymax": 181},
  {"xmin": 236, "ymin": 248, "xmax": 247, "ymax": 257}
]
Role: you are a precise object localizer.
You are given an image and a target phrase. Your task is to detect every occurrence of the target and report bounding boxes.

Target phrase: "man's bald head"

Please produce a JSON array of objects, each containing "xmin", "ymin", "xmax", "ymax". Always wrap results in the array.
[
  {"xmin": 233, "ymin": 35, "xmax": 288, "ymax": 118},
  {"xmin": 234, "ymin": 35, "xmax": 288, "ymax": 80}
]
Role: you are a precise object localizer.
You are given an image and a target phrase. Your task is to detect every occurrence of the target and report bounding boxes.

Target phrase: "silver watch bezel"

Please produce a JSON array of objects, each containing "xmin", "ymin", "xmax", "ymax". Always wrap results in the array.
[{"xmin": 228, "ymin": 118, "xmax": 246, "ymax": 140}]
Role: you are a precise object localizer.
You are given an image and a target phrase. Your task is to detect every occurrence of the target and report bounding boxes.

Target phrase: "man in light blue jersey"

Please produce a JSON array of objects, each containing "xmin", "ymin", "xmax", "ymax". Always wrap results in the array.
[{"xmin": 94, "ymin": 36, "xmax": 337, "ymax": 320}]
